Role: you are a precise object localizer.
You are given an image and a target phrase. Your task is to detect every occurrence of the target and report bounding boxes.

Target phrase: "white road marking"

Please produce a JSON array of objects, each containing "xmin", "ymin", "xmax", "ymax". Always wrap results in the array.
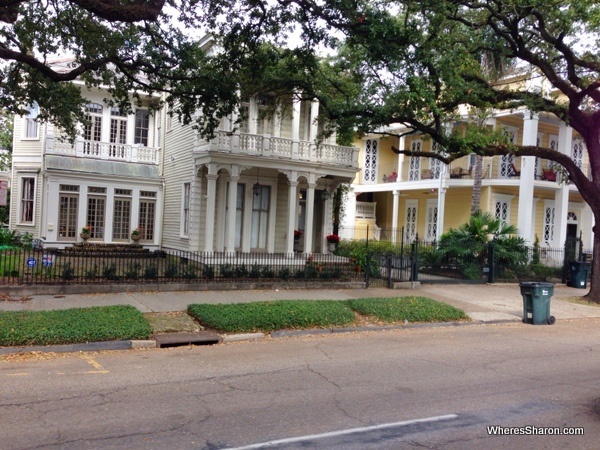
[{"xmin": 227, "ymin": 414, "xmax": 459, "ymax": 449}]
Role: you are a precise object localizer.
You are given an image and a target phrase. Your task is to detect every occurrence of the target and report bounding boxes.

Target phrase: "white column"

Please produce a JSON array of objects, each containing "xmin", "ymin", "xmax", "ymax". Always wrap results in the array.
[
  {"xmin": 291, "ymin": 94, "xmax": 301, "ymax": 158},
  {"xmin": 248, "ymin": 96, "xmax": 258, "ymax": 135},
  {"xmin": 391, "ymin": 190, "xmax": 400, "ymax": 244},
  {"xmin": 436, "ymin": 167, "xmax": 447, "ymax": 241},
  {"xmin": 304, "ymin": 183, "xmax": 315, "ymax": 253},
  {"xmin": 341, "ymin": 187, "xmax": 357, "ymax": 240},
  {"xmin": 397, "ymin": 136, "xmax": 406, "ymax": 181},
  {"xmin": 287, "ymin": 179, "xmax": 298, "ymax": 256},
  {"xmin": 225, "ymin": 175, "xmax": 239, "ymax": 255},
  {"xmin": 309, "ymin": 100, "xmax": 319, "ymax": 143},
  {"xmin": 517, "ymin": 112, "xmax": 538, "ymax": 244},
  {"xmin": 204, "ymin": 173, "xmax": 218, "ymax": 253},
  {"xmin": 554, "ymin": 124, "xmax": 573, "ymax": 247}
]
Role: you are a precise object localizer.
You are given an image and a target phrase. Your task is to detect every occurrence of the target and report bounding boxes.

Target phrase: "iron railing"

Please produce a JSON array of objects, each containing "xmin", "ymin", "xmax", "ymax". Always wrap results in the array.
[{"xmin": 0, "ymin": 248, "xmax": 362, "ymax": 286}]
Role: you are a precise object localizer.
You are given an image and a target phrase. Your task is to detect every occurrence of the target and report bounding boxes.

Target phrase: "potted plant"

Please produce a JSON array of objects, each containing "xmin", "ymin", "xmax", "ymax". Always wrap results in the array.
[
  {"xmin": 326, "ymin": 234, "xmax": 339, "ymax": 252},
  {"xmin": 294, "ymin": 230, "xmax": 303, "ymax": 241},
  {"xmin": 131, "ymin": 228, "xmax": 141, "ymax": 242},
  {"xmin": 80, "ymin": 225, "xmax": 91, "ymax": 242}
]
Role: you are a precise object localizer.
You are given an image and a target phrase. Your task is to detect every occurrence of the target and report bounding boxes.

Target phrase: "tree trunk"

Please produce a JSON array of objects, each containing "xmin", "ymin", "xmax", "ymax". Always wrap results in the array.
[
  {"xmin": 585, "ymin": 223, "xmax": 600, "ymax": 303},
  {"xmin": 470, "ymin": 155, "xmax": 483, "ymax": 216}
]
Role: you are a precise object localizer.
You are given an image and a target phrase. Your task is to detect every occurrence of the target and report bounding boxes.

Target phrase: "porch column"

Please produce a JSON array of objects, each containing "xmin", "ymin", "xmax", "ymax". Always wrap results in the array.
[
  {"xmin": 309, "ymin": 100, "xmax": 319, "ymax": 143},
  {"xmin": 555, "ymin": 124, "xmax": 573, "ymax": 246},
  {"xmin": 304, "ymin": 183, "xmax": 316, "ymax": 254},
  {"xmin": 204, "ymin": 173, "xmax": 218, "ymax": 253},
  {"xmin": 340, "ymin": 186, "xmax": 357, "ymax": 240},
  {"xmin": 391, "ymin": 190, "xmax": 400, "ymax": 244},
  {"xmin": 248, "ymin": 96, "xmax": 258, "ymax": 135},
  {"xmin": 287, "ymin": 179, "xmax": 298, "ymax": 256},
  {"xmin": 436, "ymin": 167, "xmax": 447, "ymax": 241},
  {"xmin": 517, "ymin": 111, "xmax": 538, "ymax": 244},
  {"xmin": 291, "ymin": 94, "xmax": 301, "ymax": 158},
  {"xmin": 225, "ymin": 175, "xmax": 239, "ymax": 255},
  {"xmin": 397, "ymin": 135, "xmax": 406, "ymax": 181}
]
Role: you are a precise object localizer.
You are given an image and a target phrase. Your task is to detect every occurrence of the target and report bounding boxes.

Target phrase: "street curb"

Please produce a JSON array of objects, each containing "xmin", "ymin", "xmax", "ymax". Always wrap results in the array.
[{"xmin": 0, "ymin": 319, "xmax": 526, "ymax": 355}]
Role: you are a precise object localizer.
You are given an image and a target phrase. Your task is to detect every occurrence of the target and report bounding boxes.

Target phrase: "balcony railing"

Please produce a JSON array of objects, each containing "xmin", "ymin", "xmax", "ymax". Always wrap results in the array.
[
  {"xmin": 46, "ymin": 136, "xmax": 160, "ymax": 165},
  {"xmin": 206, "ymin": 131, "xmax": 359, "ymax": 167},
  {"xmin": 356, "ymin": 201, "xmax": 377, "ymax": 219}
]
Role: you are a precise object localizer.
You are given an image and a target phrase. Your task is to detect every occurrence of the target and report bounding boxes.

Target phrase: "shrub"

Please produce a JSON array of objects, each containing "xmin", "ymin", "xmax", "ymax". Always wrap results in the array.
[
  {"xmin": 61, "ymin": 262, "xmax": 75, "ymax": 281},
  {"xmin": 249, "ymin": 264, "xmax": 261, "ymax": 278},
  {"xmin": 102, "ymin": 263, "xmax": 119, "ymax": 280},
  {"xmin": 202, "ymin": 265, "xmax": 215, "ymax": 280},
  {"xmin": 144, "ymin": 263, "xmax": 158, "ymax": 280},
  {"xmin": 164, "ymin": 263, "xmax": 179, "ymax": 278},
  {"xmin": 279, "ymin": 267, "xmax": 291, "ymax": 280},
  {"xmin": 219, "ymin": 263, "xmax": 235, "ymax": 278},
  {"xmin": 235, "ymin": 264, "xmax": 248, "ymax": 278},
  {"xmin": 125, "ymin": 263, "xmax": 141, "ymax": 280}
]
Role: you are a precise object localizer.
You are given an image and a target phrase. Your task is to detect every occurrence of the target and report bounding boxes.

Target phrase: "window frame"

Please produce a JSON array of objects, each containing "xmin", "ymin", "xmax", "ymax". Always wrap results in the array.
[
  {"xmin": 18, "ymin": 174, "xmax": 37, "ymax": 225},
  {"xmin": 181, "ymin": 182, "xmax": 191, "ymax": 238},
  {"xmin": 23, "ymin": 104, "xmax": 40, "ymax": 140}
]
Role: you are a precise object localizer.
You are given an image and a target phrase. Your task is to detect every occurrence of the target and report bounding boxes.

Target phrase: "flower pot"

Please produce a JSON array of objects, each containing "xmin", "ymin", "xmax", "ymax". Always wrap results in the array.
[
  {"xmin": 327, "ymin": 242, "xmax": 337, "ymax": 252},
  {"xmin": 131, "ymin": 234, "xmax": 141, "ymax": 242},
  {"xmin": 80, "ymin": 232, "xmax": 90, "ymax": 242}
]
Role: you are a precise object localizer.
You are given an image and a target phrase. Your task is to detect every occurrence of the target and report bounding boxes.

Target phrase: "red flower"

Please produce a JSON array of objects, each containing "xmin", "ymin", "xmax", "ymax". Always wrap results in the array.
[{"xmin": 326, "ymin": 234, "xmax": 340, "ymax": 244}]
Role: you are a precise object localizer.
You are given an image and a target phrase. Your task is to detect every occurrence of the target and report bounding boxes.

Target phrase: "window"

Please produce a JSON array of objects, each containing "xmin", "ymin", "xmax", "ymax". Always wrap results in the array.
[
  {"xmin": 425, "ymin": 200, "xmax": 438, "ymax": 242},
  {"xmin": 84, "ymin": 103, "xmax": 103, "ymax": 156},
  {"xmin": 235, "ymin": 184, "xmax": 245, "ymax": 248},
  {"xmin": 572, "ymin": 139, "xmax": 584, "ymax": 170},
  {"xmin": 58, "ymin": 185, "xmax": 79, "ymax": 240},
  {"xmin": 500, "ymin": 127, "xmax": 516, "ymax": 178},
  {"xmin": 182, "ymin": 182, "xmax": 191, "ymax": 236},
  {"xmin": 87, "ymin": 187, "xmax": 106, "ymax": 239},
  {"xmin": 110, "ymin": 107, "xmax": 127, "ymax": 158},
  {"xmin": 494, "ymin": 195, "xmax": 512, "ymax": 227},
  {"xmin": 408, "ymin": 140, "xmax": 421, "ymax": 181},
  {"xmin": 363, "ymin": 139, "xmax": 378, "ymax": 184},
  {"xmin": 404, "ymin": 200, "xmax": 418, "ymax": 243},
  {"xmin": 251, "ymin": 185, "xmax": 270, "ymax": 249},
  {"xmin": 431, "ymin": 142, "xmax": 447, "ymax": 179},
  {"xmin": 135, "ymin": 109, "xmax": 150, "ymax": 146},
  {"xmin": 20, "ymin": 177, "xmax": 35, "ymax": 223},
  {"xmin": 543, "ymin": 204, "xmax": 556, "ymax": 244},
  {"xmin": 24, "ymin": 103, "xmax": 39, "ymax": 139},
  {"xmin": 112, "ymin": 189, "xmax": 132, "ymax": 241},
  {"xmin": 138, "ymin": 191, "xmax": 156, "ymax": 241}
]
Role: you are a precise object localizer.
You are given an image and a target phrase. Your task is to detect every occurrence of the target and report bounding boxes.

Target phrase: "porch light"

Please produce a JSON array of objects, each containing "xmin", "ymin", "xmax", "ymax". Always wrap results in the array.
[
  {"xmin": 253, "ymin": 167, "xmax": 261, "ymax": 196},
  {"xmin": 321, "ymin": 189, "xmax": 330, "ymax": 200}
]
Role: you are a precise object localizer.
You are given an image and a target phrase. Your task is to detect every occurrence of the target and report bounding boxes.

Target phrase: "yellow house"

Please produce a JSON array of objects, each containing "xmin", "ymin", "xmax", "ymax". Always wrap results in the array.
[{"xmin": 344, "ymin": 107, "xmax": 592, "ymax": 256}]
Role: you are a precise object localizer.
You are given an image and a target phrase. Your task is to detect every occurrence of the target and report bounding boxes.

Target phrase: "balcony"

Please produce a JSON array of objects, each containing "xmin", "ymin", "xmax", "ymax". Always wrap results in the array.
[
  {"xmin": 45, "ymin": 136, "xmax": 160, "ymax": 165},
  {"xmin": 203, "ymin": 131, "xmax": 359, "ymax": 168}
]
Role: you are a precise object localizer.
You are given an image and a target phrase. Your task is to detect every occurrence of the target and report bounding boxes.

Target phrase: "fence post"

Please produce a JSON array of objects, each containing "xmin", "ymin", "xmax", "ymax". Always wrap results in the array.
[
  {"xmin": 562, "ymin": 238, "xmax": 571, "ymax": 284},
  {"xmin": 488, "ymin": 241, "xmax": 496, "ymax": 283},
  {"xmin": 387, "ymin": 255, "xmax": 392, "ymax": 289},
  {"xmin": 410, "ymin": 234, "xmax": 419, "ymax": 282}
]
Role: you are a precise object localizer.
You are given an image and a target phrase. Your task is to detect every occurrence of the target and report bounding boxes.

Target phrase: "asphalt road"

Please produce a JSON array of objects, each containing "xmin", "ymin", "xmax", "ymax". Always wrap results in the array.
[{"xmin": 2, "ymin": 319, "xmax": 600, "ymax": 449}]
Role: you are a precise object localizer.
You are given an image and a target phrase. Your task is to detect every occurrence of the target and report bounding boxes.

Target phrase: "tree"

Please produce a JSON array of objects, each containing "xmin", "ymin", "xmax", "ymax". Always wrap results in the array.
[
  {"xmin": 216, "ymin": 0, "xmax": 600, "ymax": 300},
  {"xmin": 0, "ymin": 0, "xmax": 246, "ymax": 139}
]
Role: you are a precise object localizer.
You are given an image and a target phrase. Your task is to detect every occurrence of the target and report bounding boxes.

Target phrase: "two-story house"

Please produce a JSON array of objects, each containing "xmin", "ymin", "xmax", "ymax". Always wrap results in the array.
[
  {"xmin": 344, "ymin": 104, "xmax": 593, "ymax": 256},
  {"xmin": 10, "ymin": 84, "xmax": 359, "ymax": 254}
]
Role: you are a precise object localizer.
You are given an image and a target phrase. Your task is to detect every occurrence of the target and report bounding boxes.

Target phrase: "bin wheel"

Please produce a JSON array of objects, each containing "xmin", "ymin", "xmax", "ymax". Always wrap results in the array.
[{"xmin": 548, "ymin": 316, "xmax": 556, "ymax": 325}]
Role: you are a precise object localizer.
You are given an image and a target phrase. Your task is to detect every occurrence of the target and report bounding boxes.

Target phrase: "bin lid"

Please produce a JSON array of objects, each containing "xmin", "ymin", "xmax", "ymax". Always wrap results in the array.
[{"xmin": 519, "ymin": 282, "xmax": 555, "ymax": 287}]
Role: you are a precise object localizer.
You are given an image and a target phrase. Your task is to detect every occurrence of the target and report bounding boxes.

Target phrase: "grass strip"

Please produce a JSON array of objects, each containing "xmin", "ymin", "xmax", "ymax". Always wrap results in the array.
[
  {"xmin": 348, "ymin": 297, "xmax": 470, "ymax": 323},
  {"xmin": 0, "ymin": 305, "xmax": 152, "ymax": 346},
  {"xmin": 188, "ymin": 300, "xmax": 356, "ymax": 333}
]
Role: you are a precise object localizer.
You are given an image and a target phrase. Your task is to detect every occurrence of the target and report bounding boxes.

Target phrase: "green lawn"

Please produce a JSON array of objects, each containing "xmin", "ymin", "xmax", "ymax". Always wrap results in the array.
[{"xmin": 0, "ymin": 305, "xmax": 152, "ymax": 346}]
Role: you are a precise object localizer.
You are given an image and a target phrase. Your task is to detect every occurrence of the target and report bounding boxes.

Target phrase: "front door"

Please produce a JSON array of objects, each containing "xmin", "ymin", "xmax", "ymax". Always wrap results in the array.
[{"xmin": 251, "ymin": 185, "xmax": 270, "ymax": 250}]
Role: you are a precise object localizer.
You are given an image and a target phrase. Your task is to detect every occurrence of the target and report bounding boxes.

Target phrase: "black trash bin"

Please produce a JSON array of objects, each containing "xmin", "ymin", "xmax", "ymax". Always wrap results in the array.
[
  {"xmin": 567, "ymin": 261, "xmax": 591, "ymax": 289},
  {"xmin": 519, "ymin": 282, "xmax": 555, "ymax": 325}
]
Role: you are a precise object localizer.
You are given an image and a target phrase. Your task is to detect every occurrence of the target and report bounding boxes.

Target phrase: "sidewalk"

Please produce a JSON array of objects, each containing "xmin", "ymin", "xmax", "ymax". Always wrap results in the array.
[{"xmin": 1, "ymin": 283, "xmax": 599, "ymax": 354}]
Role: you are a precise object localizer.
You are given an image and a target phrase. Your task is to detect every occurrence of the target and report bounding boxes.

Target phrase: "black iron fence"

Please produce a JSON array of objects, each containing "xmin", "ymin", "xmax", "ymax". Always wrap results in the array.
[
  {"xmin": 0, "ymin": 247, "xmax": 362, "ymax": 285},
  {"xmin": 336, "ymin": 228, "xmax": 591, "ymax": 287}
]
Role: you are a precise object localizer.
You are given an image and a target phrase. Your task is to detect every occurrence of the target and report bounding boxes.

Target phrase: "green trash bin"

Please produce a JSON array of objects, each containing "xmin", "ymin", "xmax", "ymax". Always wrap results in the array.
[
  {"xmin": 568, "ymin": 261, "xmax": 591, "ymax": 289},
  {"xmin": 519, "ymin": 282, "xmax": 555, "ymax": 325}
]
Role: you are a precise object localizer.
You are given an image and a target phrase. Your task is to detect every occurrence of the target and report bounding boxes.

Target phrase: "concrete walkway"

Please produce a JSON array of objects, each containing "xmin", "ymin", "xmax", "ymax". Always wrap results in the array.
[{"xmin": 1, "ymin": 283, "xmax": 599, "ymax": 323}]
